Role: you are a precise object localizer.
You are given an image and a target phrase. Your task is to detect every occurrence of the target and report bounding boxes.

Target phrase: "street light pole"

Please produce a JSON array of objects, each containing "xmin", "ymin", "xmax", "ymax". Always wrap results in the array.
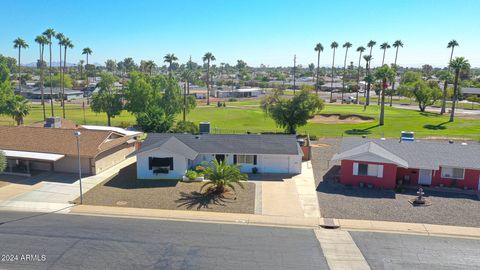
[{"xmin": 74, "ymin": 131, "xmax": 83, "ymax": 204}]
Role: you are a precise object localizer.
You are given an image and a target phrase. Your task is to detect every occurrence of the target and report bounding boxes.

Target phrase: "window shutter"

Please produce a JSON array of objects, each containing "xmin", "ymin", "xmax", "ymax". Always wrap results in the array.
[
  {"xmin": 169, "ymin": 157, "xmax": 174, "ymax": 170},
  {"xmin": 353, "ymin": 162, "xmax": 359, "ymax": 176},
  {"xmin": 253, "ymin": 155, "xmax": 257, "ymax": 165},
  {"xmin": 377, "ymin": 165, "xmax": 384, "ymax": 178},
  {"xmin": 233, "ymin": 155, "xmax": 237, "ymax": 164},
  {"xmin": 149, "ymin": 157, "xmax": 152, "ymax": 170}
]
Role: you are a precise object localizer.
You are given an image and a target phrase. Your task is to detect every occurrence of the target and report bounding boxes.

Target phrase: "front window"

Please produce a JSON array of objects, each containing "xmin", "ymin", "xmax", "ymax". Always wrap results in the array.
[
  {"xmin": 441, "ymin": 167, "xmax": 464, "ymax": 179},
  {"xmin": 237, "ymin": 155, "xmax": 255, "ymax": 164},
  {"xmin": 356, "ymin": 163, "xmax": 381, "ymax": 177}
]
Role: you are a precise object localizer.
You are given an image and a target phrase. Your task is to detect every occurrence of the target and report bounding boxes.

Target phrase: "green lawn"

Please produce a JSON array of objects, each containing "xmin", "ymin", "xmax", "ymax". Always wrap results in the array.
[
  {"xmin": 358, "ymin": 96, "xmax": 480, "ymax": 110},
  {"xmin": 2, "ymin": 102, "xmax": 479, "ymax": 140}
]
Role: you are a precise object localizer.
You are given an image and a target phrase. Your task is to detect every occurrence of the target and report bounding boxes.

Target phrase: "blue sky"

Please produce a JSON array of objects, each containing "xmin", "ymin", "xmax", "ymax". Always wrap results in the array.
[{"xmin": 1, "ymin": 0, "xmax": 479, "ymax": 68}]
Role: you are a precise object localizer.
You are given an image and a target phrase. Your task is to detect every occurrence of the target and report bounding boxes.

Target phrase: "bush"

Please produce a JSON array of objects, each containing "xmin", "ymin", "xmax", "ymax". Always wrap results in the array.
[
  {"xmin": 170, "ymin": 121, "xmax": 199, "ymax": 134},
  {"xmin": 185, "ymin": 170, "xmax": 197, "ymax": 180},
  {"xmin": 217, "ymin": 101, "xmax": 223, "ymax": 107},
  {"xmin": 118, "ymin": 121, "xmax": 132, "ymax": 128},
  {"xmin": 227, "ymin": 98, "xmax": 237, "ymax": 102},
  {"xmin": 252, "ymin": 167, "xmax": 258, "ymax": 174}
]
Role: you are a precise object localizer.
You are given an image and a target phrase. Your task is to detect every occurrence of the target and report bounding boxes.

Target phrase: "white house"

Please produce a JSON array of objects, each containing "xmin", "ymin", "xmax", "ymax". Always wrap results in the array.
[{"xmin": 135, "ymin": 133, "xmax": 303, "ymax": 179}]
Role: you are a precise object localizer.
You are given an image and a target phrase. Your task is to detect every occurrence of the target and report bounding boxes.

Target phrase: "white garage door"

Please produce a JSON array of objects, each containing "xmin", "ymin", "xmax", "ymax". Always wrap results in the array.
[{"xmin": 262, "ymin": 156, "xmax": 290, "ymax": 173}]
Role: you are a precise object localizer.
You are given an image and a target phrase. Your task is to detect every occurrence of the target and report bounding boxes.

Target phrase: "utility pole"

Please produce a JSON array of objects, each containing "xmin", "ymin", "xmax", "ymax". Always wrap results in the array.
[
  {"xmin": 74, "ymin": 131, "xmax": 83, "ymax": 204},
  {"xmin": 293, "ymin": 54, "xmax": 296, "ymax": 95}
]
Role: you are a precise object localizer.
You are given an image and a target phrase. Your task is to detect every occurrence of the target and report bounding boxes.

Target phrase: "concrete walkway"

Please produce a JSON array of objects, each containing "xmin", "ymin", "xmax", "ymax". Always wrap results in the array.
[
  {"xmin": 0, "ymin": 157, "xmax": 136, "ymax": 212},
  {"xmin": 314, "ymin": 229, "xmax": 370, "ymax": 270}
]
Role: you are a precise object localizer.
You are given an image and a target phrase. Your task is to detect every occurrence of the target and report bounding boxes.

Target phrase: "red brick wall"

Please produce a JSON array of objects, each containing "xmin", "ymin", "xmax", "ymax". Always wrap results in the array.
[
  {"xmin": 339, "ymin": 160, "xmax": 398, "ymax": 189},
  {"xmin": 396, "ymin": 167, "xmax": 419, "ymax": 185},
  {"xmin": 397, "ymin": 167, "xmax": 480, "ymax": 190}
]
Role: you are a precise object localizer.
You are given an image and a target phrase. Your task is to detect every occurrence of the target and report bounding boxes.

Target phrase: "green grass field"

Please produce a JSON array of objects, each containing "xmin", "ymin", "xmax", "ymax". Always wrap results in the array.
[{"xmin": 1, "ymin": 102, "xmax": 479, "ymax": 140}]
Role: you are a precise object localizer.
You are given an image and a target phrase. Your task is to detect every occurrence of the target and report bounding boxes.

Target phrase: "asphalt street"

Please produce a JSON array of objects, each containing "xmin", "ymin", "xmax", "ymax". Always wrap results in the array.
[
  {"xmin": 350, "ymin": 231, "xmax": 480, "ymax": 270},
  {"xmin": 0, "ymin": 211, "xmax": 328, "ymax": 270}
]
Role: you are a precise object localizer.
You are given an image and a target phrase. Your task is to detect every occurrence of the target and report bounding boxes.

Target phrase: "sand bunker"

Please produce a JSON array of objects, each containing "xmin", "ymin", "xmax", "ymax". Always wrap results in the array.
[{"xmin": 310, "ymin": 113, "xmax": 374, "ymax": 124}]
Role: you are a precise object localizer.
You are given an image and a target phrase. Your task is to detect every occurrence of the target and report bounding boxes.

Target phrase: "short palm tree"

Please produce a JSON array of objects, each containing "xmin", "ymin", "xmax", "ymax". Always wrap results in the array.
[
  {"xmin": 82, "ymin": 47, "xmax": 93, "ymax": 84},
  {"xmin": 374, "ymin": 65, "xmax": 396, "ymax": 126},
  {"xmin": 62, "ymin": 37, "xmax": 74, "ymax": 118},
  {"xmin": 145, "ymin": 60, "xmax": 156, "ymax": 76},
  {"xmin": 6, "ymin": 95, "xmax": 30, "ymax": 126},
  {"xmin": 356, "ymin": 46, "xmax": 366, "ymax": 103},
  {"xmin": 200, "ymin": 159, "xmax": 247, "ymax": 194},
  {"xmin": 448, "ymin": 57, "xmax": 470, "ymax": 122},
  {"xmin": 363, "ymin": 55, "xmax": 373, "ymax": 106},
  {"xmin": 341, "ymin": 42, "xmax": 352, "ymax": 103},
  {"xmin": 35, "ymin": 35, "xmax": 49, "ymax": 119},
  {"xmin": 441, "ymin": 40, "xmax": 459, "ymax": 114},
  {"xmin": 390, "ymin": 40, "xmax": 403, "ymax": 106},
  {"xmin": 330, "ymin": 41, "xmax": 338, "ymax": 102},
  {"xmin": 163, "ymin": 53, "xmax": 178, "ymax": 76},
  {"xmin": 380, "ymin": 42, "xmax": 390, "ymax": 65},
  {"xmin": 314, "ymin": 43, "xmax": 324, "ymax": 94},
  {"xmin": 202, "ymin": 52, "xmax": 216, "ymax": 105},
  {"xmin": 13, "ymin": 38, "xmax": 29, "ymax": 92},
  {"xmin": 42, "ymin": 28, "xmax": 56, "ymax": 116}
]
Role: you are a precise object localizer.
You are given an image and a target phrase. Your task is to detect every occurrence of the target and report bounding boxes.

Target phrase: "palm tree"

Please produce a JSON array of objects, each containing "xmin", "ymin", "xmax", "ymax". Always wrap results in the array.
[
  {"xmin": 35, "ymin": 35, "xmax": 49, "ymax": 120},
  {"xmin": 380, "ymin": 42, "xmax": 390, "ymax": 65},
  {"xmin": 314, "ymin": 43, "xmax": 324, "ymax": 95},
  {"xmin": 62, "ymin": 38, "xmax": 74, "ymax": 118},
  {"xmin": 441, "ymin": 40, "xmax": 459, "ymax": 114},
  {"xmin": 82, "ymin": 47, "xmax": 93, "ymax": 84},
  {"xmin": 363, "ymin": 55, "xmax": 373, "ymax": 107},
  {"xmin": 448, "ymin": 57, "xmax": 470, "ymax": 122},
  {"xmin": 374, "ymin": 65, "xmax": 396, "ymax": 126},
  {"xmin": 79, "ymin": 60, "xmax": 85, "ymax": 79},
  {"xmin": 55, "ymin": 33, "xmax": 65, "ymax": 107},
  {"xmin": 330, "ymin": 41, "xmax": 338, "ymax": 102},
  {"xmin": 367, "ymin": 40, "xmax": 376, "ymax": 60},
  {"xmin": 202, "ymin": 52, "xmax": 216, "ymax": 105},
  {"xmin": 42, "ymin": 28, "xmax": 56, "ymax": 116},
  {"xmin": 163, "ymin": 53, "xmax": 178, "ymax": 76},
  {"xmin": 356, "ymin": 46, "xmax": 366, "ymax": 104},
  {"xmin": 6, "ymin": 95, "xmax": 30, "ymax": 125},
  {"xmin": 145, "ymin": 60, "xmax": 156, "ymax": 76},
  {"xmin": 390, "ymin": 40, "xmax": 404, "ymax": 106},
  {"xmin": 13, "ymin": 38, "xmax": 28, "ymax": 92},
  {"xmin": 341, "ymin": 42, "xmax": 352, "ymax": 103},
  {"xmin": 200, "ymin": 159, "xmax": 247, "ymax": 194}
]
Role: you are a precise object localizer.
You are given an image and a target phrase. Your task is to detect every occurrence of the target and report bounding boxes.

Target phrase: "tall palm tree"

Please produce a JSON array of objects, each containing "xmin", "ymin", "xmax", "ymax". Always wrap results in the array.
[
  {"xmin": 341, "ymin": 42, "xmax": 352, "ymax": 103},
  {"xmin": 374, "ymin": 65, "xmax": 395, "ymax": 126},
  {"xmin": 356, "ymin": 46, "xmax": 366, "ymax": 103},
  {"xmin": 380, "ymin": 42, "xmax": 390, "ymax": 65},
  {"xmin": 363, "ymin": 55, "xmax": 373, "ymax": 107},
  {"xmin": 35, "ymin": 35, "xmax": 49, "ymax": 120},
  {"xmin": 55, "ymin": 33, "xmax": 65, "ymax": 106},
  {"xmin": 441, "ymin": 40, "xmax": 459, "ymax": 114},
  {"xmin": 42, "ymin": 28, "xmax": 56, "ymax": 116},
  {"xmin": 314, "ymin": 43, "xmax": 324, "ymax": 95},
  {"xmin": 82, "ymin": 47, "xmax": 93, "ymax": 84},
  {"xmin": 390, "ymin": 40, "xmax": 403, "ymax": 106},
  {"xmin": 448, "ymin": 57, "xmax": 469, "ymax": 122},
  {"xmin": 163, "ymin": 53, "xmax": 178, "ymax": 76},
  {"xmin": 367, "ymin": 40, "xmax": 376, "ymax": 60},
  {"xmin": 329, "ymin": 41, "xmax": 338, "ymax": 102},
  {"xmin": 13, "ymin": 38, "xmax": 28, "ymax": 92},
  {"xmin": 62, "ymin": 38, "xmax": 74, "ymax": 118},
  {"xmin": 202, "ymin": 52, "xmax": 216, "ymax": 105},
  {"xmin": 79, "ymin": 60, "xmax": 85, "ymax": 79}
]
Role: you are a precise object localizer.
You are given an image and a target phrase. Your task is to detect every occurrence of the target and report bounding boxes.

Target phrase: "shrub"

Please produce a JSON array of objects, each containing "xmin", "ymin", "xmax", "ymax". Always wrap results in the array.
[
  {"xmin": 170, "ymin": 121, "xmax": 199, "ymax": 134},
  {"xmin": 185, "ymin": 170, "xmax": 197, "ymax": 180},
  {"xmin": 252, "ymin": 167, "xmax": 258, "ymax": 174},
  {"xmin": 201, "ymin": 160, "xmax": 247, "ymax": 194},
  {"xmin": 217, "ymin": 101, "xmax": 223, "ymax": 107},
  {"xmin": 228, "ymin": 98, "xmax": 237, "ymax": 102}
]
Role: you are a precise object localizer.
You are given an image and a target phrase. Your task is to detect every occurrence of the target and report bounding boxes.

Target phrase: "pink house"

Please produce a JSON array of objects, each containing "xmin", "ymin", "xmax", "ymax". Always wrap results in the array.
[{"xmin": 332, "ymin": 138, "xmax": 480, "ymax": 190}]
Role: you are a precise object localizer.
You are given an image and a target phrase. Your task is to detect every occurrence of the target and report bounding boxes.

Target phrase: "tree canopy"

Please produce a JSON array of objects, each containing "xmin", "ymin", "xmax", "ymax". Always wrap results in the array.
[{"xmin": 90, "ymin": 72, "xmax": 123, "ymax": 126}]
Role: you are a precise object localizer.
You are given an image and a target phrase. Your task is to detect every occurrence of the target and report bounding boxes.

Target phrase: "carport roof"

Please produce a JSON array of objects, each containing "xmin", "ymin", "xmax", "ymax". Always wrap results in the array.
[{"xmin": 2, "ymin": 150, "xmax": 64, "ymax": 161}]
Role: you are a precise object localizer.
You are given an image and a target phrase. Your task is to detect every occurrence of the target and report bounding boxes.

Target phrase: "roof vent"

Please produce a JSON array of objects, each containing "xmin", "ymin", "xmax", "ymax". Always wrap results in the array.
[
  {"xmin": 199, "ymin": 122, "xmax": 210, "ymax": 134},
  {"xmin": 449, "ymin": 140, "xmax": 454, "ymax": 144},
  {"xmin": 380, "ymin": 137, "xmax": 386, "ymax": 141},
  {"xmin": 461, "ymin": 142, "xmax": 468, "ymax": 146},
  {"xmin": 195, "ymin": 135, "xmax": 201, "ymax": 139}
]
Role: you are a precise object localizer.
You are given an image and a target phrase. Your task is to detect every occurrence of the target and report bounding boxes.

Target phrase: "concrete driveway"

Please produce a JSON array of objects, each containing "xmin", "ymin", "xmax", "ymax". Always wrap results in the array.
[{"xmin": 0, "ymin": 157, "xmax": 136, "ymax": 212}]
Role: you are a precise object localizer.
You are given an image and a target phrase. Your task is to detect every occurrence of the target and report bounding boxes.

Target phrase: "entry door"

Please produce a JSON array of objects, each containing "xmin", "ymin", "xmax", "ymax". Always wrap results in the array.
[
  {"xmin": 215, "ymin": 154, "xmax": 225, "ymax": 163},
  {"xmin": 418, "ymin": 169, "xmax": 432, "ymax": 185}
]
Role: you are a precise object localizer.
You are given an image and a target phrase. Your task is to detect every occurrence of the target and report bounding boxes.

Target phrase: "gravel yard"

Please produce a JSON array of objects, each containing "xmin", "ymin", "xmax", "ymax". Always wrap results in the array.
[
  {"xmin": 76, "ymin": 164, "xmax": 255, "ymax": 214},
  {"xmin": 312, "ymin": 137, "xmax": 480, "ymax": 227}
]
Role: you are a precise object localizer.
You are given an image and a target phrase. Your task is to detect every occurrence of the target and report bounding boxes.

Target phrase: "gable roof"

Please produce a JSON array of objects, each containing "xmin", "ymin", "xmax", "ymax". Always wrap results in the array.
[
  {"xmin": 138, "ymin": 133, "xmax": 302, "ymax": 156},
  {"xmin": 335, "ymin": 138, "xmax": 480, "ymax": 170},
  {"xmin": 332, "ymin": 142, "xmax": 408, "ymax": 168},
  {"xmin": 0, "ymin": 126, "xmax": 132, "ymax": 158}
]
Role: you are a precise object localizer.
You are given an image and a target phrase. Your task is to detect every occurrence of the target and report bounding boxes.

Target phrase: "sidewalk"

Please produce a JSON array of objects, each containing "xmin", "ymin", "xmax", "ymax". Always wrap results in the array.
[{"xmin": 67, "ymin": 204, "xmax": 480, "ymax": 239}]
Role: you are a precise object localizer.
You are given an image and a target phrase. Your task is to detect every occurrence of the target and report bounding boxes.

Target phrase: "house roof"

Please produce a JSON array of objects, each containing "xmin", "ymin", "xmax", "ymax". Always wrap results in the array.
[
  {"xmin": 0, "ymin": 126, "xmax": 132, "ymax": 158},
  {"xmin": 335, "ymin": 138, "xmax": 480, "ymax": 170},
  {"xmin": 138, "ymin": 133, "xmax": 302, "ymax": 156},
  {"xmin": 332, "ymin": 142, "xmax": 409, "ymax": 168}
]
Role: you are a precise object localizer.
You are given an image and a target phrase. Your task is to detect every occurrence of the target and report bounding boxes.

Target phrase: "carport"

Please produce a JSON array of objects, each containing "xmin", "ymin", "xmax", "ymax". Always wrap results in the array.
[{"xmin": 3, "ymin": 150, "xmax": 64, "ymax": 176}]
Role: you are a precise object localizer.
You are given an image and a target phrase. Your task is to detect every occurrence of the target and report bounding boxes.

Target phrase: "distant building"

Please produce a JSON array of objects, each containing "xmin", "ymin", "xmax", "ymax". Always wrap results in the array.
[{"xmin": 214, "ymin": 87, "xmax": 264, "ymax": 98}]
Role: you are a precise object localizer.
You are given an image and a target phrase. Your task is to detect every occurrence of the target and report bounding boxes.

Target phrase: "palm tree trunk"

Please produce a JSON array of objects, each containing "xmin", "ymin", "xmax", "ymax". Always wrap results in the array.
[
  {"xmin": 59, "ymin": 44, "xmax": 63, "ymax": 110},
  {"xmin": 18, "ymin": 47, "xmax": 21, "ymax": 92},
  {"xmin": 63, "ymin": 46, "xmax": 67, "ymax": 119},
  {"xmin": 390, "ymin": 47, "xmax": 399, "ymax": 106},
  {"xmin": 49, "ymin": 42, "xmax": 54, "ymax": 117},
  {"xmin": 441, "ymin": 47, "xmax": 455, "ymax": 115},
  {"xmin": 379, "ymin": 80, "xmax": 386, "ymax": 125},
  {"xmin": 330, "ymin": 49, "xmax": 336, "ymax": 103},
  {"xmin": 341, "ymin": 48, "xmax": 349, "ymax": 104},
  {"xmin": 316, "ymin": 51, "xmax": 320, "ymax": 94},
  {"xmin": 382, "ymin": 49, "xmax": 386, "ymax": 66},
  {"xmin": 107, "ymin": 114, "xmax": 111, "ymax": 126},
  {"xmin": 450, "ymin": 70, "xmax": 459, "ymax": 122},
  {"xmin": 207, "ymin": 60, "xmax": 210, "ymax": 105},
  {"xmin": 40, "ymin": 44, "xmax": 46, "ymax": 120},
  {"xmin": 356, "ymin": 52, "xmax": 362, "ymax": 104}
]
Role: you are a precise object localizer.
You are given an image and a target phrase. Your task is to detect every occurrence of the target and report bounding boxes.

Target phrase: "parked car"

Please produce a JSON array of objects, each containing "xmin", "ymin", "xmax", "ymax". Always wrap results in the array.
[{"xmin": 343, "ymin": 96, "xmax": 357, "ymax": 104}]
